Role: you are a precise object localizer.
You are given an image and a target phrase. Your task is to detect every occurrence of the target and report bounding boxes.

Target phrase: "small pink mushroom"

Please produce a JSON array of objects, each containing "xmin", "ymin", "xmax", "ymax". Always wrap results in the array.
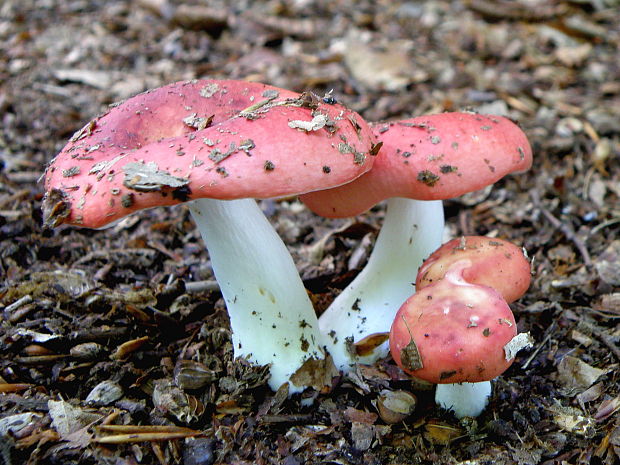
[
  {"xmin": 301, "ymin": 113, "xmax": 532, "ymax": 371},
  {"xmin": 391, "ymin": 260, "xmax": 518, "ymax": 384},
  {"xmin": 42, "ymin": 79, "xmax": 377, "ymax": 392},
  {"xmin": 416, "ymin": 236, "xmax": 531, "ymax": 304},
  {"xmin": 390, "ymin": 240, "xmax": 532, "ymax": 418}
]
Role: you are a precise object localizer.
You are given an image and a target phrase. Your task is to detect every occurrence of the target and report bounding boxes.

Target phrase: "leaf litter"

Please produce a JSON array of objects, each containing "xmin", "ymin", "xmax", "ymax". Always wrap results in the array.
[{"xmin": 1, "ymin": 0, "xmax": 619, "ymax": 464}]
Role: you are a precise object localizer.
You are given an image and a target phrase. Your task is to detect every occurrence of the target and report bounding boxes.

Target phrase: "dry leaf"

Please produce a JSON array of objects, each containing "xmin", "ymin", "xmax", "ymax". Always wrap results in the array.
[
  {"xmin": 594, "ymin": 396, "xmax": 620, "ymax": 422},
  {"xmin": 596, "ymin": 241, "xmax": 620, "ymax": 286},
  {"xmin": 342, "ymin": 31, "xmax": 424, "ymax": 91},
  {"xmin": 350, "ymin": 421, "xmax": 375, "ymax": 451},
  {"xmin": 110, "ymin": 336, "xmax": 149, "ymax": 360},
  {"xmin": 152, "ymin": 379, "xmax": 204, "ymax": 423},
  {"xmin": 353, "ymin": 332, "xmax": 389, "ymax": 357},
  {"xmin": 0, "ymin": 413, "xmax": 42, "ymax": 437},
  {"xmin": 549, "ymin": 401, "xmax": 596, "ymax": 437},
  {"xmin": 423, "ymin": 420, "xmax": 463, "ymax": 444},
  {"xmin": 48, "ymin": 400, "xmax": 102, "ymax": 448},
  {"xmin": 343, "ymin": 406, "xmax": 378, "ymax": 425},
  {"xmin": 289, "ymin": 354, "xmax": 338, "ymax": 392},
  {"xmin": 85, "ymin": 380, "xmax": 123, "ymax": 406},
  {"xmin": 557, "ymin": 355, "xmax": 608, "ymax": 391}
]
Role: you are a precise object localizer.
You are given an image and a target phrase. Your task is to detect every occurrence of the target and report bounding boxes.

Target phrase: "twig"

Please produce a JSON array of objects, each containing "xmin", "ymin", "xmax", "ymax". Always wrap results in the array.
[
  {"xmin": 0, "ymin": 189, "xmax": 30, "ymax": 208},
  {"xmin": 590, "ymin": 217, "xmax": 620, "ymax": 236},
  {"xmin": 14, "ymin": 355, "xmax": 67, "ymax": 365},
  {"xmin": 184, "ymin": 280, "xmax": 220, "ymax": 293},
  {"xmin": 180, "ymin": 326, "xmax": 201, "ymax": 359},
  {"xmin": 0, "ymin": 383, "xmax": 33, "ymax": 393},
  {"xmin": 94, "ymin": 425, "xmax": 201, "ymax": 444},
  {"xmin": 530, "ymin": 190, "xmax": 592, "ymax": 267},
  {"xmin": 580, "ymin": 321, "xmax": 620, "ymax": 363},
  {"xmin": 522, "ymin": 321, "xmax": 556, "ymax": 370},
  {"xmin": 259, "ymin": 413, "xmax": 313, "ymax": 424},
  {"xmin": 74, "ymin": 248, "xmax": 158, "ymax": 265},
  {"xmin": 3, "ymin": 295, "xmax": 33, "ymax": 313}
]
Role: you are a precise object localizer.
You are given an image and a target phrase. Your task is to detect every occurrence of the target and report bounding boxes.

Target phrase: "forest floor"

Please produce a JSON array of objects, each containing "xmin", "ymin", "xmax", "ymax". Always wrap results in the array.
[{"xmin": 1, "ymin": 0, "xmax": 619, "ymax": 464}]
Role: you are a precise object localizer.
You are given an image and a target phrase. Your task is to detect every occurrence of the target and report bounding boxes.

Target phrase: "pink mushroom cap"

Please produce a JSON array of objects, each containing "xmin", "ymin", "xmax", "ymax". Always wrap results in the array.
[
  {"xmin": 42, "ymin": 80, "xmax": 377, "ymax": 229},
  {"xmin": 416, "ymin": 236, "xmax": 531, "ymax": 304},
  {"xmin": 390, "ymin": 260, "xmax": 518, "ymax": 384},
  {"xmin": 301, "ymin": 112, "xmax": 533, "ymax": 217}
]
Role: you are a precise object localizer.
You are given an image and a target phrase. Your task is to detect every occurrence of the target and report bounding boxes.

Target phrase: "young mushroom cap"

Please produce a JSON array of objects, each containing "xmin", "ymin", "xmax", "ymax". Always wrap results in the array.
[
  {"xmin": 389, "ymin": 259, "xmax": 518, "ymax": 385},
  {"xmin": 301, "ymin": 112, "xmax": 533, "ymax": 218},
  {"xmin": 416, "ymin": 236, "xmax": 531, "ymax": 304},
  {"xmin": 43, "ymin": 79, "xmax": 376, "ymax": 228},
  {"xmin": 390, "ymin": 251, "xmax": 533, "ymax": 418}
]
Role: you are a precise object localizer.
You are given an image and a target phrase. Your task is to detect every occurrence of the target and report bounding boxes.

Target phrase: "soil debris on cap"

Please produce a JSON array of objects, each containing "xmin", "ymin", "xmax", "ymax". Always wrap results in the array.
[
  {"xmin": 417, "ymin": 170, "xmax": 440, "ymax": 186},
  {"xmin": 288, "ymin": 114, "xmax": 329, "ymax": 132},
  {"xmin": 122, "ymin": 161, "xmax": 189, "ymax": 192}
]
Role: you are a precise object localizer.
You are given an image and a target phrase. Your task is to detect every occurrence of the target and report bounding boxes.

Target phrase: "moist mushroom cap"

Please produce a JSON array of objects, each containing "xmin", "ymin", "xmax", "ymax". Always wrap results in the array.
[
  {"xmin": 43, "ymin": 80, "xmax": 376, "ymax": 229},
  {"xmin": 416, "ymin": 236, "xmax": 531, "ymax": 304},
  {"xmin": 301, "ymin": 112, "xmax": 533, "ymax": 218},
  {"xmin": 390, "ymin": 261, "xmax": 518, "ymax": 384}
]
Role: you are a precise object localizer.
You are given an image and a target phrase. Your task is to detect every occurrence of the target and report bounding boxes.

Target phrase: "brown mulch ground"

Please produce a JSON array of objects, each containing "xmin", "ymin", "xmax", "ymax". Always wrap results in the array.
[{"xmin": 1, "ymin": 0, "xmax": 619, "ymax": 464}]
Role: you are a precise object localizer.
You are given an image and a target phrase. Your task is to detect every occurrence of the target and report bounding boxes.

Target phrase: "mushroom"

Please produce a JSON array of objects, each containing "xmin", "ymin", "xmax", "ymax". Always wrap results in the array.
[
  {"xmin": 42, "ymin": 79, "xmax": 377, "ymax": 392},
  {"xmin": 390, "ymin": 237, "xmax": 532, "ymax": 418},
  {"xmin": 416, "ymin": 236, "xmax": 531, "ymax": 304},
  {"xmin": 300, "ymin": 113, "xmax": 532, "ymax": 370}
]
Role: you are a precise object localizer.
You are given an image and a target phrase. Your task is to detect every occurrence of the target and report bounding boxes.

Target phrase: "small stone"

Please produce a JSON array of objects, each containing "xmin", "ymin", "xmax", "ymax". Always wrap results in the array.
[{"xmin": 183, "ymin": 437, "xmax": 215, "ymax": 465}]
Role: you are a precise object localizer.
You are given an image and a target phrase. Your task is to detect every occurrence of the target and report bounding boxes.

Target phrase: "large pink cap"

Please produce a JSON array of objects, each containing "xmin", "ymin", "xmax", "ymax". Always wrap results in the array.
[
  {"xmin": 390, "ymin": 260, "xmax": 518, "ymax": 384},
  {"xmin": 301, "ymin": 112, "xmax": 532, "ymax": 217},
  {"xmin": 43, "ymin": 80, "xmax": 376, "ymax": 228}
]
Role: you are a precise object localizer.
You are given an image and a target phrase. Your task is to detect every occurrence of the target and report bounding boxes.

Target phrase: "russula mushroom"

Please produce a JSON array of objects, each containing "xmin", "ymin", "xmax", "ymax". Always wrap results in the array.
[
  {"xmin": 390, "ymin": 238, "xmax": 533, "ymax": 418},
  {"xmin": 300, "ymin": 113, "xmax": 532, "ymax": 370},
  {"xmin": 42, "ymin": 79, "xmax": 377, "ymax": 392},
  {"xmin": 416, "ymin": 236, "xmax": 531, "ymax": 304}
]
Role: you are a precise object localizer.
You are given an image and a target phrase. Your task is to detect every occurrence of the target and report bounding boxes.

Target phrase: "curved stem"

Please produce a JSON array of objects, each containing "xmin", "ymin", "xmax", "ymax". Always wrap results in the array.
[
  {"xmin": 318, "ymin": 198, "xmax": 444, "ymax": 370},
  {"xmin": 435, "ymin": 381, "xmax": 492, "ymax": 418},
  {"xmin": 189, "ymin": 198, "xmax": 324, "ymax": 392}
]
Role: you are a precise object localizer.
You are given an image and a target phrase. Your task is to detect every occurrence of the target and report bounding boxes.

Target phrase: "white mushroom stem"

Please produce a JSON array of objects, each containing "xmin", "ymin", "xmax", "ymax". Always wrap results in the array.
[
  {"xmin": 435, "ymin": 381, "xmax": 492, "ymax": 419},
  {"xmin": 318, "ymin": 198, "xmax": 444, "ymax": 371},
  {"xmin": 189, "ymin": 198, "xmax": 324, "ymax": 393}
]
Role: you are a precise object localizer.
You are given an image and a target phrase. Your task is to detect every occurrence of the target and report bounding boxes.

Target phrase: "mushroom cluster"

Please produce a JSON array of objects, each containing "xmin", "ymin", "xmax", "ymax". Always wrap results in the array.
[
  {"xmin": 390, "ymin": 236, "xmax": 533, "ymax": 418},
  {"xmin": 42, "ymin": 79, "xmax": 377, "ymax": 392},
  {"xmin": 42, "ymin": 79, "xmax": 533, "ymax": 398},
  {"xmin": 301, "ymin": 113, "xmax": 533, "ymax": 370}
]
